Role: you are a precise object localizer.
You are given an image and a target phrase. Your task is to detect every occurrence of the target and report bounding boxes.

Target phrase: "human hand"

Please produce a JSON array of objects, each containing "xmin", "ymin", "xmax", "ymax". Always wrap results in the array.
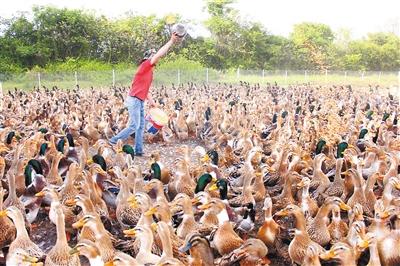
[
  {"xmin": 148, "ymin": 98, "xmax": 156, "ymax": 108},
  {"xmin": 171, "ymin": 32, "xmax": 181, "ymax": 43}
]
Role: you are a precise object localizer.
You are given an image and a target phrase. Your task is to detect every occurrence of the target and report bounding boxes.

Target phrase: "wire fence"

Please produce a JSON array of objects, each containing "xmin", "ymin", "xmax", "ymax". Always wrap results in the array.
[{"xmin": 0, "ymin": 69, "xmax": 399, "ymax": 91}]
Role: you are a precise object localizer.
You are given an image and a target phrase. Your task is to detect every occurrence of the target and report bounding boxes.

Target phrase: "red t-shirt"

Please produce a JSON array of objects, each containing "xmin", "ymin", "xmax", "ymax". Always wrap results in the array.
[{"xmin": 129, "ymin": 59, "xmax": 154, "ymax": 100}]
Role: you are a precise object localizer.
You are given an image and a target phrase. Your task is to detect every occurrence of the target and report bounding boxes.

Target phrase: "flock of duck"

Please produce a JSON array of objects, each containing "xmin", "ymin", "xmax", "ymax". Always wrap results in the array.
[{"xmin": 0, "ymin": 83, "xmax": 399, "ymax": 266}]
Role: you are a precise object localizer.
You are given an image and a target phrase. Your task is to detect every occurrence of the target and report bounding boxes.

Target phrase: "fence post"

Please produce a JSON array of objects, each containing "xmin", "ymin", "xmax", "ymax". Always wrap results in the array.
[
  {"xmin": 285, "ymin": 70, "xmax": 288, "ymax": 84},
  {"xmin": 345, "ymin": 71, "xmax": 347, "ymax": 81},
  {"xmin": 206, "ymin": 68, "xmax": 209, "ymax": 83},
  {"xmin": 38, "ymin": 72, "xmax": 41, "ymax": 88},
  {"xmin": 177, "ymin": 69, "xmax": 181, "ymax": 85},
  {"xmin": 325, "ymin": 69, "xmax": 328, "ymax": 83},
  {"xmin": 112, "ymin": 69, "xmax": 115, "ymax": 87},
  {"xmin": 262, "ymin": 69, "xmax": 265, "ymax": 82},
  {"xmin": 378, "ymin": 71, "xmax": 381, "ymax": 83},
  {"xmin": 361, "ymin": 71, "xmax": 365, "ymax": 81},
  {"xmin": 0, "ymin": 82, "xmax": 3, "ymax": 110},
  {"xmin": 237, "ymin": 68, "xmax": 240, "ymax": 80},
  {"xmin": 304, "ymin": 70, "xmax": 307, "ymax": 82},
  {"xmin": 75, "ymin": 71, "xmax": 78, "ymax": 86}
]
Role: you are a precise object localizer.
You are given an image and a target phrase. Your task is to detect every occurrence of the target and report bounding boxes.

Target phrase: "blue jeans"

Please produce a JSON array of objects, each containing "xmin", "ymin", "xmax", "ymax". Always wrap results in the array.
[{"xmin": 110, "ymin": 96, "xmax": 144, "ymax": 154}]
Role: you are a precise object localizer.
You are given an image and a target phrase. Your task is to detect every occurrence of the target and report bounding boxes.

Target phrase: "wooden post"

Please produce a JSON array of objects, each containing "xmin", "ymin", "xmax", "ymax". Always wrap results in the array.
[
  {"xmin": 177, "ymin": 69, "xmax": 181, "ymax": 85},
  {"xmin": 75, "ymin": 71, "xmax": 78, "ymax": 86},
  {"xmin": 285, "ymin": 70, "xmax": 288, "ymax": 84},
  {"xmin": 112, "ymin": 69, "xmax": 115, "ymax": 87},
  {"xmin": 38, "ymin": 72, "xmax": 41, "ymax": 88},
  {"xmin": 206, "ymin": 68, "xmax": 209, "ymax": 83}
]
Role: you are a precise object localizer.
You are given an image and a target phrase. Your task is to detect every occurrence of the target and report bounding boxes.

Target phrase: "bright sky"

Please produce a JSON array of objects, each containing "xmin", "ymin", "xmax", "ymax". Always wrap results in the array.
[{"xmin": 0, "ymin": 0, "xmax": 399, "ymax": 38}]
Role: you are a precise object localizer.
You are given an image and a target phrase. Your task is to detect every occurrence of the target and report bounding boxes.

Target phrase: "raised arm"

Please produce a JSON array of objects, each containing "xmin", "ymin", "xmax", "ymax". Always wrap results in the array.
[{"xmin": 150, "ymin": 33, "xmax": 180, "ymax": 65}]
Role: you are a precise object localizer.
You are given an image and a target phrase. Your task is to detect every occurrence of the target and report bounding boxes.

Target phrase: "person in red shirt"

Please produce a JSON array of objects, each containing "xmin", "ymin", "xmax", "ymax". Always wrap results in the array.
[{"xmin": 110, "ymin": 33, "xmax": 180, "ymax": 155}]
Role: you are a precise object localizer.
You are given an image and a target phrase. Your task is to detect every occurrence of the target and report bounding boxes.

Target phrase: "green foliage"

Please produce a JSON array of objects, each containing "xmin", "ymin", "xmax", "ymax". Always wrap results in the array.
[{"xmin": 0, "ymin": 3, "xmax": 399, "ymax": 74}]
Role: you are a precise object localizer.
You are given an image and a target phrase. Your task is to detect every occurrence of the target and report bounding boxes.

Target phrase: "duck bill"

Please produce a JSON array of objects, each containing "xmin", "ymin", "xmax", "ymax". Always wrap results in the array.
[
  {"xmin": 198, "ymin": 203, "xmax": 212, "ymax": 210},
  {"xmin": 179, "ymin": 241, "xmax": 192, "ymax": 253},
  {"xmin": 320, "ymin": 249, "xmax": 335, "ymax": 260},
  {"xmin": 35, "ymin": 191, "xmax": 45, "ymax": 197},
  {"xmin": 123, "ymin": 228, "xmax": 136, "ymax": 237},
  {"xmin": 296, "ymin": 180, "xmax": 305, "ymax": 189},
  {"xmin": 208, "ymin": 183, "xmax": 218, "ymax": 191},
  {"xmin": 104, "ymin": 261, "xmax": 114, "ymax": 266},
  {"xmin": 358, "ymin": 239, "xmax": 369, "ymax": 249},
  {"xmin": 339, "ymin": 202, "xmax": 351, "ymax": 211},
  {"xmin": 274, "ymin": 209, "xmax": 289, "ymax": 217},
  {"xmin": 72, "ymin": 218, "xmax": 86, "ymax": 229},
  {"xmin": 127, "ymin": 196, "xmax": 138, "ymax": 208},
  {"xmin": 201, "ymin": 154, "xmax": 210, "ymax": 163},
  {"xmin": 69, "ymin": 247, "xmax": 79, "ymax": 255},
  {"xmin": 151, "ymin": 222, "xmax": 158, "ymax": 232},
  {"xmin": 65, "ymin": 199, "xmax": 77, "ymax": 207},
  {"xmin": 191, "ymin": 197, "xmax": 200, "ymax": 205},
  {"xmin": 22, "ymin": 254, "xmax": 39, "ymax": 263},
  {"xmin": 0, "ymin": 210, "xmax": 7, "ymax": 217},
  {"xmin": 144, "ymin": 207, "xmax": 157, "ymax": 216}
]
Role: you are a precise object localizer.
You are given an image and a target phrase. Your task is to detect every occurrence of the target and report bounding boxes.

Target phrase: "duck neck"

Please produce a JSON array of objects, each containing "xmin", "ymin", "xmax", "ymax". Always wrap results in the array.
[
  {"xmin": 138, "ymin": 232, "xmax": 153, "ymax": 254},
  {"xmin": 315, "ymin": 203, "xmax": 331, "ymax": 220},
  {"xmin": 159, "ymin": 228, "xmax": 173, "ymax": 259},
  {"xmin": 365, "ymin": 174, "xmax": 377, "ymax": 192},
  {"xmin": 301, "ymin": 183, "xmax": 310, "ymax": 198},
  {"xmin": 292, "ymin": 210, "xmax": 307, "ymax": 232},
  {"xmin": 368, "ymin": 242, "xmax": 380, "ymax": 265},
  {"xmin": 281, "ymin": 175, "xmax": 294, "ymax": 201},
  {"xmin": 7, "ymin": 173, "xmax": 17, "ymax": 201},
  {"xmin": 55, "ymin": 214, "xmax": 68, "ymax": 247},
  {"xmin": 264, "ymin": 206, "xmax": 272, "ymax": 220},
  {"xmin": 50, "ymin": 156, "xmax": 62, "ymax": 177},
  {"xmin": 14, "ymin": 214, "xmax": 29, "ymax": 239}
]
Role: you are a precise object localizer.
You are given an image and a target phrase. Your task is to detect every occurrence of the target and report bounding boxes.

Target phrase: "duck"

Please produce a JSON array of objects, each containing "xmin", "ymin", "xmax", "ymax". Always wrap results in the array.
[
  {"xmin": 377, "ymin": 212, "xmax": 400, "ymax": 266},
  {"xmin": 123, "ymin": 225, "xmax": 161, "ymax": 265},
  {"xmin": 6, "ymin": 248, "xmax": 44, "ymax": 266},
  {"xmin": 149, "ymin": 151, "xmax": 171, "ymax": 184},
  {"xmin": 275, "ymin": 204, "xmax": 323, "ymax": 265},
  {"xmin": 156, "ymin": 221, "xmax": 185, "ymax": 265},
  {"xmin": 212, "ymin": 220, "xmax": 244, "ymax": 256},
  {"xmin": 257, "ymin": 197, "xmax": 279, "ymax": 248},
  {"xmin": 72, "ymin": 214, "xmax": 115, "ymax": 263},
  {"xmin": 320, "ymin": 242, "xmax": 357, "ymax": 266},
  {"xmin": 35, "ymin": 187, "xmax": 76, "ymax": 231},
  {"xmin": 104, "ymin": 252, "xmax": 139, "ymax": 266},
  {"xmin": 2, "ymin": 206, "xmax": 44, "ymax": 264},
  {"xmin": 346, "ymin": 168, "xmax": 373, "ymax": 217},
  {"xmin": 170, "ymin": 193, "xmax": 198, "ymax": 239},
  {"xmin": 219, "ymin": 238, "xmax": 269, "ymax": 266},
  {"xmin": 115, "ymin": 175, "xmax": 140, "ymax": 229},
  {"xmin": 302, "ymin": 245, "xmax": 322, "ymax": 266},
  {"xmin": 46, "ymin": 152, "xmax": 64, "ymax": 186},
  {"xmin": 168, "ymin": 159, "xmax": 196, "ymax": 200},
  {"xmin": 310, "ymin": 154, "xmax": 331, "ymax": 198},
  {"xmin": 297, "ymin": 176, "xmax": 319, "ymax": 219},
  {"xmin": 323, "ymin": 158, "xmax": 345, "ymax": 197},
  {"xmin": 180, "ymin": 232, "xmax": 214, "ymax": 266},
  {"xmin": 0, "ymin": 187, "xmax": 16, "ymax": 249},
  {"xmin": 327, "ymin": 205, "xmax": 349, "ymax": 243},
  {"xmin": 45, "ymin": 203, "xmax": 80, "ymax": 266},
  {"xmin": 70, "ymin": 240, "xmax": 103, "ymax": 265},
  {"xmin": 307, "ymin": 197, "xmax": 351, "ymax": 246}
]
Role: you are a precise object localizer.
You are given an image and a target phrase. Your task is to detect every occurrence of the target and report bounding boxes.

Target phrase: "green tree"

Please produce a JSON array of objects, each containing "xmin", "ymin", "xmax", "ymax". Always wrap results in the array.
[{"xmin": 290, "ymin": 22, "xmax": 335, "ymax": 70}]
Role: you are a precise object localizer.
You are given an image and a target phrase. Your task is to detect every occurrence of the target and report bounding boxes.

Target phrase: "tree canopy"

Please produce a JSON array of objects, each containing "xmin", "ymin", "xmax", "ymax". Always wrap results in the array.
[{"xmin": 0, "ymin": 1, "xmax": 399, "ymax": 73}]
